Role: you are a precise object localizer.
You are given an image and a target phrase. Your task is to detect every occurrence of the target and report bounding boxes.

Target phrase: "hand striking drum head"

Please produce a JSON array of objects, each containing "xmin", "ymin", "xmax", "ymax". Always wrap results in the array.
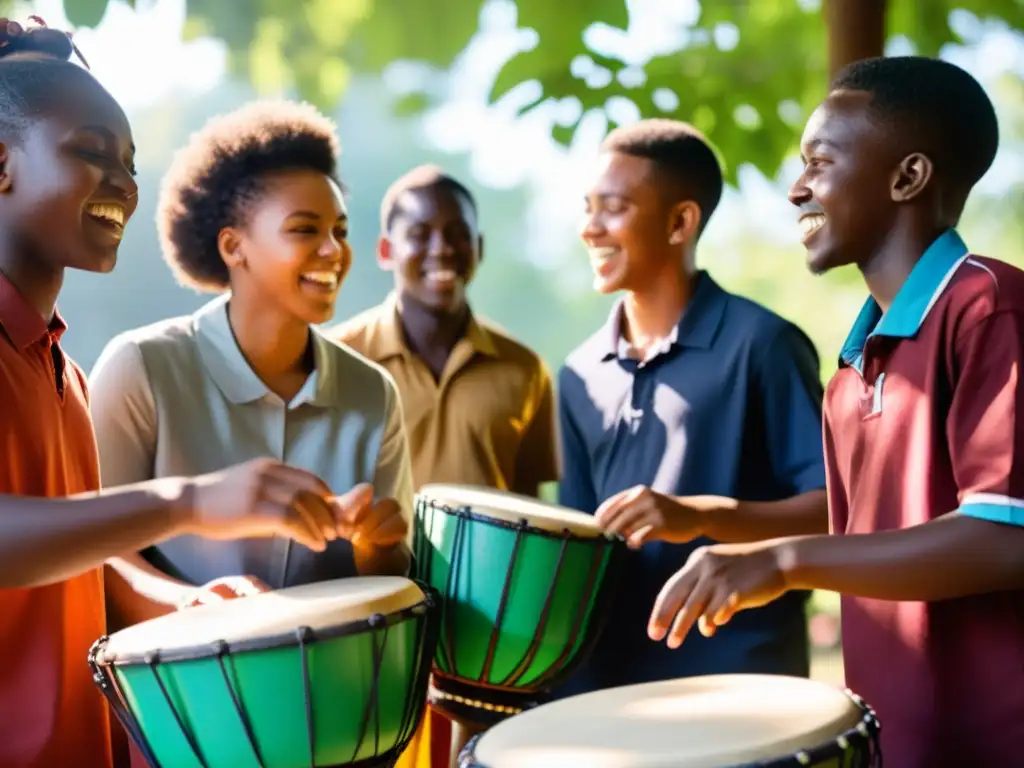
[
  {"xmin": 413, "ymin": 484, "xmax": 625, "ymax": 727},
  {"xmin": 461, "ymin": 674, "xmax": 881, "ymax": 768},
  {"xmin": 89, "ymin": 576, "xmax": 440, "ymax": 768}
]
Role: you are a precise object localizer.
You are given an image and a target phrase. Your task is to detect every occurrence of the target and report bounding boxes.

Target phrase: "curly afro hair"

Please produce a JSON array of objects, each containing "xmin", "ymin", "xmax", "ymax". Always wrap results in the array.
[{"xmin": 157, "ymin": 99, "xmax": 340, "ymax": 292}]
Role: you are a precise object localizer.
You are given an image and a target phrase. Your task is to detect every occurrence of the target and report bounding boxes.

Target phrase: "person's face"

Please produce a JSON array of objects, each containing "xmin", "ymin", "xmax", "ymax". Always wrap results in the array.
[
  {"xmin": 788, "ymin": 91, "xmax": 912, "ymax": 275},
  {"xmin": 0, "ymin": 71, "xmax": 139, "ymax": 274},
  {"xmin": 378, "ymin": 185, "xmax": 482, "ymax": 314},
  {"xmin": 220, "ymin": 170, "xmax": 351, "ymax": 326},
  {"xmin": 580, "ymin": 151, "xmax": 696, "ymax": 295}
]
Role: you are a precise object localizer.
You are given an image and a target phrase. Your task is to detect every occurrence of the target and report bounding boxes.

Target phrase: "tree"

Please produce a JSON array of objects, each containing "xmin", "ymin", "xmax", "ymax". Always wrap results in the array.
[{"xmin": 52, "ymin": 0, "xmax": 1024, "ymax": 183}]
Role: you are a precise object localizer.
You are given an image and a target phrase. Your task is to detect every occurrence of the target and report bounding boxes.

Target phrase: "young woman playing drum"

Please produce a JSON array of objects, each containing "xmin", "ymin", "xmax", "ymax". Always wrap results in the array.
[
  {"xmin": 90, "ymin": 99, "xmax": 414, "ymax": 618},
  {"xmin": 0, "ymin": 20, "xmax": 363, "ymax": 768}
]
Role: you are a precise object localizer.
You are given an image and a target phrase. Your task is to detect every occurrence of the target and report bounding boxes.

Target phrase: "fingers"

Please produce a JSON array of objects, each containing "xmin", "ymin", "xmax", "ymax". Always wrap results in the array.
[
  {"xmin": 648, "ymin": 567, "xmax": 697, "ymax": 643},
  {"xmin": 697, "ymin": 589, "xmax": 740, "ymax": 638},
  {"xmin": 339, "ymin": 497, "xmax": 408, "ymax": 548},
  {"xmin": 664, "ymin": 578, "xmax": 713, "ymax": 649},
  {"xmin": 257, "ymin": 480, "xmax": 330, "ymax": 552},
  {"xmin": 594, "ymin": 486, "xmax": 643, "ymax": 532},
  {"xmin": 330, "ymin": 484, "xmax": 375, "ymax": 535}
]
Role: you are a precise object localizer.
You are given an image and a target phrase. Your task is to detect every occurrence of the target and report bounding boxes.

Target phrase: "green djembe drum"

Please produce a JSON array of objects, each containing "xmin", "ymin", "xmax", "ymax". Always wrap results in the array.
[
  {"xmin": 88, "ymin": 576, "xmax": 440, "ymax": 767},
  {"xmin": 412, "ymin": 484, "xmax": 624, "ymax": 728}
]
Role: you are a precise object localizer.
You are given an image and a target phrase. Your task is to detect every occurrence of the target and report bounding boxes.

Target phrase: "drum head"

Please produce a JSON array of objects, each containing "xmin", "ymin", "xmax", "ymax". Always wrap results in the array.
[
  {"xmin": 101, "ymin": 576, "xmax": 424, "ymax": 661},
  {"xmin": 418, "ymin": 484, "xmax": 606, "ymax": 538},
  {"xmin": 472, "ymin": 674, "xmax": 863, "ymax": 767}
]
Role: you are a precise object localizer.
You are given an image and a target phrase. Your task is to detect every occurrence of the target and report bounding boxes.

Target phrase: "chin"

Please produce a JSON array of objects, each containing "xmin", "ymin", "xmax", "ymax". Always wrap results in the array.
[{"xmin": 69, "ymin": 249, "xmax": 119, "ymax": 274}]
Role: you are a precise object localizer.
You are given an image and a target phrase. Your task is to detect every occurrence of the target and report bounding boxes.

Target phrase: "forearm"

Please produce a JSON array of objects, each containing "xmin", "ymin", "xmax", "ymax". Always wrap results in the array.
[
  {"xmin": 0, "ymin": 478, "xmax": 189, "ymax": 588},
  {"xmin": 697, "ymin": 489, "xmax": 829, "ymax": 543},
  {"xmin": 782, "ymin": 513, "xmax": 1024, "ymax": 601},
  {"xmin": 354, "ymin": 542, "xmax": 412, "ymax": 577},
  {"xmin": 106, "ymin": 551, "xmax": 192, "ymax": 607}
]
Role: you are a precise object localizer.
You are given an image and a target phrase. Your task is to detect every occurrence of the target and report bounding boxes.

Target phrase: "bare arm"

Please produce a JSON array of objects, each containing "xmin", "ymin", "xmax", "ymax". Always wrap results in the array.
[
  {"xmin": 783, "ymin": 513, "xmax": 1024, "ymax": 600},
  {"xmin": 106, "ymin": 551, "xmax": 191, "ymax": 608},
  {"xmin": 695, "ymin": 489, "xmax": 830, "ymax": 542},
  {"xmin": 0, "ymin": 479, "xmax": 187, "ymax": 588}
]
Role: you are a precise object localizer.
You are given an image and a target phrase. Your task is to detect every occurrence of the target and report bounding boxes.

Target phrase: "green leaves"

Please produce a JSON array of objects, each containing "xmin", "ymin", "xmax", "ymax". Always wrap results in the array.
[{"xmin": 63, "ymin": 0, "xmax": 110, "ymax": 27}]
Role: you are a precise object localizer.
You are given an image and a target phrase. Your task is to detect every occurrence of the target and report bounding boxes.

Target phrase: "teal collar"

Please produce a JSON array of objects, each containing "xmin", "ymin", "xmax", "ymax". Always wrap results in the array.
[{"xmin": 840, "ymin": 229, "xmax": 969, "ymax": 369}]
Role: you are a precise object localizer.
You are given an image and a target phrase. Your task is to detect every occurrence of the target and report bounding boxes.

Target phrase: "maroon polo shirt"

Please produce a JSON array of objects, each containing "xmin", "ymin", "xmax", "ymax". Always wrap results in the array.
[{"xmin": 824, "ymin": 230, "xmax": 1024, "ymax": 767}]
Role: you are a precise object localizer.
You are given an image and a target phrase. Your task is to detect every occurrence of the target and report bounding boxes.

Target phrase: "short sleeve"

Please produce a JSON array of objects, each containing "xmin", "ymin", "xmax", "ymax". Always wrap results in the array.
[
  {"xmin": 512, "ymin": 361, "xmax": 560, "ymax": 494},
  {"xmin": 754, "ymin": 323, "xmax": 827, "ymax": 496},
  {"xmin": 88, "ymin": 335, "xmax": 158, "ymax": 489},
  {"xmin": 950, "ymin": 311, "xmax": 1024, "ymax": 527},
  {"xmin": 371, "ymin": 373, "xmax": 415, "ymax": 540},
  {"xmin": 556, "ymin": 366, "xmax": 598, "ymax": 514}
]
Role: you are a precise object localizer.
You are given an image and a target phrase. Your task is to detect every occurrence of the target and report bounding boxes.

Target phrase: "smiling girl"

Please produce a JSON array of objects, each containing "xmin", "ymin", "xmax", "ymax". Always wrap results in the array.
[{"xmin": 88, "ymin": 100, "xmax": 414, "ymax": 630}]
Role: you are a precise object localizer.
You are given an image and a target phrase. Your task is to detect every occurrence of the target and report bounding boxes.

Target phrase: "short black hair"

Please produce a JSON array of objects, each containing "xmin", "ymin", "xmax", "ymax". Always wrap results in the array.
[
  {"xmin": 0, "ymin": 21, "xmax": 100, "ymax": 143},
  {"xmin": 380, "ymin": 164, "xmax": 478, "ymax": 233},
  {"xmin": 830, "ymin": 56, "xmax": 998, "ymax": 198},
  {"xmin": 157, "ymin": 100, "xmax": 341, "ymax": 292},
  {"xmin": 600, "ymin": 119, "xmax": 724, "ymax": 234}
]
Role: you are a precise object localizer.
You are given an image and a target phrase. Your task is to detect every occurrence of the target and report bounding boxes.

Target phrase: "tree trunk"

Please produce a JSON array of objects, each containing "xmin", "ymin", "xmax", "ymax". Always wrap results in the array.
[{"xmin": 824, "ymin": 0, "xmax": 888, "ymax": 80}]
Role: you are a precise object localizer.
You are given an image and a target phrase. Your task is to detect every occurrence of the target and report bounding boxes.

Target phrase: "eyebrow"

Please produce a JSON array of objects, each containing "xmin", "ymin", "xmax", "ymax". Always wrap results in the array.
[
  {"xmin": 288, "ymin": 211, "xmax": 348, "ymax": 222},
  {"xmin": 79, "ymin": 124, "xmax": 136, "ymax": 155}
]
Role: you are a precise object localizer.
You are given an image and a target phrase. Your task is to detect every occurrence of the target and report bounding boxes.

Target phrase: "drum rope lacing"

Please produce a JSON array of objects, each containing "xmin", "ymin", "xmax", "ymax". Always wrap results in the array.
[
  {"xmin": 88, "ymin": 588, "xmax": 441, "ymax": 768},
  {"xmin": 415, "ymin": 496, "xmax": 622, "ymax": 725}
]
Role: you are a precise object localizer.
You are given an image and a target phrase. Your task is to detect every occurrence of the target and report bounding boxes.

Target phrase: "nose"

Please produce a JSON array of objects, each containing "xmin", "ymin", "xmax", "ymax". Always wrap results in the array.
[
  {"xmin": 109, "ymin": 166, "xmax": 139, "ymax": 211},
  {"xmin": 787, "ymin": 174, "xmax": 811, "ymax": 207},
  {"xmin": 428, "ymin": 229, "xmax": 455, "ymax": 258},
  {"xmin": 580, "ymin": 210, "xmax": 605, "ymax": 242},
  {"xmin": 319, "ymin": 232, "xmax": 345, "ymax": 260}
]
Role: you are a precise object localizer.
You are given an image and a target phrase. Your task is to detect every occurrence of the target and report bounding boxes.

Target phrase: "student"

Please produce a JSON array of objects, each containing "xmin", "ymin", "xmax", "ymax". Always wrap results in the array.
[
  {"xmin": 648, "ymin": 56, "xmax": 1024, "ymax": 767},
  {"xmin": 0, "ymin": 20, "xmax": 366, "ymax": 768},
  {"xmin": 89, "ymin": 99, "xmax": 413, "ymax": 621},
  {"xmin": 557, "ymin": 119, "xmax": 829, "ymax": 696},
  {"xmin": 331, "ymin": 165, "xmax": 559, "ymax": 766}
]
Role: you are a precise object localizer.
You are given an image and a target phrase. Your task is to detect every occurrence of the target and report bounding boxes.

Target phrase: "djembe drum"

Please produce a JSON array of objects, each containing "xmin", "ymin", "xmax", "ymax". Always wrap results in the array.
[
  {"xmin": 89, "ymin": 576, "xmax": 440, "ymax": 768},
  {"xmin": 412, "ymin": 484, "xmax": 624, "ymax": 728},
  {"xmin": 460, "ymin": 674, "xmax": 882, "ymax": 767}
]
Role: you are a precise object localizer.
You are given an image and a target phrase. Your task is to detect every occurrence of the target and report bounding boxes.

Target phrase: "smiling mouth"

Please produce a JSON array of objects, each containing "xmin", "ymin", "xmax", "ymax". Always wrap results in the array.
[
  {"xmin": 85, "ymin": 203, "xmax": 126, "ymax": 238},
  {"xmin": 799, "ymin": 214, "xmax": 825, "ymax": 239},
  {"xmin": 300, "ymin": 270, "xmax": 340, "ymax": 292},
  {"xmin": 424, "ymin": 269, "xmax": 460, "ymax": 290}
]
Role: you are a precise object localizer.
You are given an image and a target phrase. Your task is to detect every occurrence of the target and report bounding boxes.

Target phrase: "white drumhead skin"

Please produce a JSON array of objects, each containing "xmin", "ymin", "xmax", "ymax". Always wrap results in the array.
[
  {"xmin": 418, "ymin": 484, "xmax": 607, "ymax": 538},
  {"xmin": 474, "ymin": 674, "xmax": 863, "ymax": 768},
  {"xmin": 103, "ymin": 576, "xmax": 425, "ymax": 659}
]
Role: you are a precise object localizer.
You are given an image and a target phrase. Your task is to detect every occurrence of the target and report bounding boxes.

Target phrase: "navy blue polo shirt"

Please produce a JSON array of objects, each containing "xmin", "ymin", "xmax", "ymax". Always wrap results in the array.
[{"xmin": 554, "ymin": 271, "xmax": 826, "ymax": 695}]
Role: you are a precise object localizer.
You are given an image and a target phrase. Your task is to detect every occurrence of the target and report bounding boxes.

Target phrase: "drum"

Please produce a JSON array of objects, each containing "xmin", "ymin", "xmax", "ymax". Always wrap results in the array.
[
  {"xmin": 412, "ymin": 484, "xmax": 624, "ymax": 727},
  {"xmin": 459, "ymin": 674, "xmax": 882, "ymax": 767},
  {"xmin": 88, "ymin": 576, "xmax": 440, "ymax": 768}
]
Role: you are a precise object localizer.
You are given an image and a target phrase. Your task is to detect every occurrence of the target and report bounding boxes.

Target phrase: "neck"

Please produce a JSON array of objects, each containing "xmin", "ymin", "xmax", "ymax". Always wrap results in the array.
[
  {"xmin": 227, "ymin": 293, "xmax": 312, "ymax": 384},
  {"xmin": 0, "ymin": 244, "xmax": 64, "ymax": 323},
  {"xmin": 397, "ymin": 293, "xmax": 469, "ymax": 359},
  {"xmin": 622, "ymin": 261, "xmax": 696, "ymax": 345},
  {"xmin": 860, "ymin": 219, "xmax": 950, "ymax": 312}
]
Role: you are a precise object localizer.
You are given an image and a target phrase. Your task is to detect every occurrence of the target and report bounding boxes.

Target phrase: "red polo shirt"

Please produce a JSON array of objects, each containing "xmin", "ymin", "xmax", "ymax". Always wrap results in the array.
[
  {"xmin": 0, "ymin": 273, "xmax": 113, "ymax": 767},
  {"xmin": 824, "ymin": 230, "xmax": 1024, "ymax": 767}
]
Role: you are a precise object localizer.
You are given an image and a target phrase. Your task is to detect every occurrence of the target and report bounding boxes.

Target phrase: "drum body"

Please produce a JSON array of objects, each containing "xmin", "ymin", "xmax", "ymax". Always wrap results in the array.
[
  {"xmin": 413, "ymin": 484, "xmax": 624, "ymax": 727},
  {"xmin": 89, "ymin": 577, "xmax": 440, "ymax": 768},
  {"xmin": 459, "ymin": 674, "xmax": 882, "ymax": 767}
]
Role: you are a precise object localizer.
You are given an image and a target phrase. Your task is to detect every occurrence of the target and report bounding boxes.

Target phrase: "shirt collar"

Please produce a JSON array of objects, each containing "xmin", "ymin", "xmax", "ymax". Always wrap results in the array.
[
  {"xmin": 600, "ymin": 270, "xmax": 726, "ymax": 362},
  {"xmin": 359, "ymin": 292, "xmax": 499, "ymax": 362},
  {"xmin": 0, "ymin": 271, "xmax": 67, "ymax": 349},
  {"xmin": 193, "ymin": 294, "xmax": 339, "ymax": 408},
  {"xmin": 839, "ymin": 228, "xmax": 969, "ymax": 367}
]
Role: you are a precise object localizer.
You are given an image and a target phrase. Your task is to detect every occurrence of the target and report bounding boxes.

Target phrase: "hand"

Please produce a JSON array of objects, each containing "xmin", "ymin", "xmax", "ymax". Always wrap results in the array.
[
  {"xmin": 333, "ymin": 485, "xmax": 409, "ymax": 550},
  {"xmin": 648, "ymin": 541, "xmax": 793, "ymax": 648},
  {"xmin": 177, "ymin": 575, "xmax": 271, "ymax": 609},
  {"xmin": 184, "ymin": 458, "xmax": 340, "ymax": 552},
  {"xmin": 595, "ymin": 486, "xmax": 707, "ymax": 548}
]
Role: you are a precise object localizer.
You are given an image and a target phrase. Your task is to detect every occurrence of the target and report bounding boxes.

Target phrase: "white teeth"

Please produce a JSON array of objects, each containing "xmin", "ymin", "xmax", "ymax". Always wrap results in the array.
[
  {"xmin": 85, "ymin": 203, "xmax": 126, "ymax": 228},
  {"xmin": 800, "ymin": 214, "xmax": 825, "ymax": 236},
  {"xmin": 301, "ymin": 271, "xmax": 339, "ymax": 289},
  {"xmin": 426, "ymin": 269, "xmax": 457, "ymax": 283},
  {"xmin": 588, "ymin": 246, "xmax": 617, "ymax": 261}
]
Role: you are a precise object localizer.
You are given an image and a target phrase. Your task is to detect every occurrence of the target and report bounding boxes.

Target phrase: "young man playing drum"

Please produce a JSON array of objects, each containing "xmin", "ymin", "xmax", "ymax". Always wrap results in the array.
[
  {"xmin": 0, "ymin": 21, "xmax": 366, "ymax": 768},
  {"xmin": 331, "ymin": 164, "xmax": 559, "ymax": 767},
  {"xmin": 556, "ymin": 119, "xmax": 829, "ymax": 697},
  {"xmin": 648, "ymin": 56, "xmax": 1024, "ymax": 767}
]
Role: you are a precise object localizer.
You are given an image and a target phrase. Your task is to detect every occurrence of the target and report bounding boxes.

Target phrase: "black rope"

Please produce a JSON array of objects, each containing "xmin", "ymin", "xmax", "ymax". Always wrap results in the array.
[
  {"xmin": 214, "ymin": 640, "xmax": 266, "ymax": 767},
  {"xmin": 297, "ymin": 626, "xmax": 316, "ymax": 768},
  {"xmin": 478, "ymin": 519, "xmax": 526, "ymax": 682},
  {"xmin": 146, "ymin": 651, "xmax": 209, "ymax": 768}
]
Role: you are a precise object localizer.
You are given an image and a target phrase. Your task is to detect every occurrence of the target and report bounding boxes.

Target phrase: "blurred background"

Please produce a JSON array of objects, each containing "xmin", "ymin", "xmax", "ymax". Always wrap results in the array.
[{"xmin": 8, "ymin": 0, "xmax": 1023, "ymax": 683}]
